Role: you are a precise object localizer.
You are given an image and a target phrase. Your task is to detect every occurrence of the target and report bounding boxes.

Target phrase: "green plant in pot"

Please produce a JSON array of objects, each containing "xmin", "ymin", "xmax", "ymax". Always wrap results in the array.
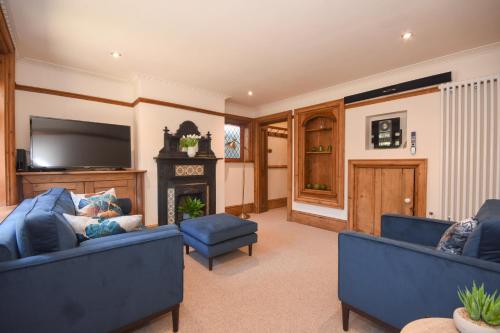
[
  {"xmin": 178, "ymin": 197, "xmax": 205, "ymax": 220},
  {"xmin": 454, "ymin": 282, "xmax": 500, "ymax": 333},
  {"xmin": 179, "ymin": 134, "xmax": 201, "ymax": 157}
]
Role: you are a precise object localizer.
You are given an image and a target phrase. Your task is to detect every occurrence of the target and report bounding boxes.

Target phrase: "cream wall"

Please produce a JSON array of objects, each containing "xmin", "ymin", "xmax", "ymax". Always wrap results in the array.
[
  {"xmin": 257, "ymin": 43, "xmax": 500, "ymax": 220},
  {"xmin": 225, "ymin": 163, "xmax": 254, "ymax": 206}
]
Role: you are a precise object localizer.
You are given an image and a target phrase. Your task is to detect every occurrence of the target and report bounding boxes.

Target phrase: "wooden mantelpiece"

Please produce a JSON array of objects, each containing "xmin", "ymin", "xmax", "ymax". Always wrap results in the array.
[{"xmin": 16, "ymin": 169, "xmax": 146, "ymax": 217}]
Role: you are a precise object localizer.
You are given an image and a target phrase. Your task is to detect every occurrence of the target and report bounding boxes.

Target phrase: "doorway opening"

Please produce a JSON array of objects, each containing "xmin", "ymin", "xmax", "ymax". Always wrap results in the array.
[{"xmin": 254, "ymin": 111, "xmax": 293, "ymax": 219}]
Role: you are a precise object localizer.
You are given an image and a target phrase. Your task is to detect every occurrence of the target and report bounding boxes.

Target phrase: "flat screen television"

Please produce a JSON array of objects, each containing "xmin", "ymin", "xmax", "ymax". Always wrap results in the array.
[{"xmin": 30, "ymin": 116, "xmax": 131, "ymax": 169}]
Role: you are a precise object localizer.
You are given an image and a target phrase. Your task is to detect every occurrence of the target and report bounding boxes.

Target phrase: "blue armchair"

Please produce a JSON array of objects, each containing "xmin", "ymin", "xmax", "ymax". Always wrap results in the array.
[
  {"xmin": 0, "ymin": 188, "xmax": 184, "ymax": 333},
  {"xmin": 338, "ymin": 201, "xmax": 500, "ymax": 331}
]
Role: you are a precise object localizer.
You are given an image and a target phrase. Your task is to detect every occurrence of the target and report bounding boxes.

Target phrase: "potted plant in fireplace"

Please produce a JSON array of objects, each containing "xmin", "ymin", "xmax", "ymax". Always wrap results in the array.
[
  {"xmin": 178, "ymin": 196, "xmax": 205, "ymax": 220},
  {"xmin": 180, "ymin": 134, "xmax": 201, "ymax": 157}
]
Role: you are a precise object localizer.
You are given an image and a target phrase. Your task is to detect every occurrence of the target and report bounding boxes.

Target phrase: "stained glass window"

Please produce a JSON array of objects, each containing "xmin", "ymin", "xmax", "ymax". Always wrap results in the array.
[{"xmin": 224, "ymin": 124, "xmax": 241, "ymax": 159}]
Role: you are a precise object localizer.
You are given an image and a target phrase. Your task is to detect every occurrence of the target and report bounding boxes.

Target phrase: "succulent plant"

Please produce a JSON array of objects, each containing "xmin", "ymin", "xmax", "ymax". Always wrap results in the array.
[
  {"xmin": 482, "ymin": 291, "xmax": 500, "ymax": 326},
  {"xmin": 178, "ymin": 196, "xmax": 205, "ymax": 218},
  {"xmin": 458, "ymin": 281, "xmax": 500, "ymax": 326}
]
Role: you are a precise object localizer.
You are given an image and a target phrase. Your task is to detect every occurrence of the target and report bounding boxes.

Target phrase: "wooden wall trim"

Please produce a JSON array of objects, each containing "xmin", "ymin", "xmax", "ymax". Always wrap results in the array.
[
  {"xmin": 225, "ymin": 203, "xmax": 255, "ymax": 216},
  {"xmin": 0, "ymin": 7, "xmax": 16, "ymax": 206},
  {"xmin": 267, "ymin": 197, "xmax": 286, "ymax": 209},
  {"xmin": 268, "ymin": 165, "xmax": 287, "ymax": 168},
  {"xmin": 345, "ymin": 86, "xmax": 439, "ymax": 109},
  {"xmin": 132, "ymin": 97, "xmax": 227, "ymax": 117},
  {"xmin": 289, "ymin": 210, "xmax": 347, "ymax": 232},
  {"xmin": 15, "ymin": 83, "xmax": 254, "ymax": 121},
  {"xmin": 16, "ymin": 84, "xmax": 134, "ymax": 107},
  {"xmin": 0, "ymin": 9, "xmax": 14, "ymax": 54}
]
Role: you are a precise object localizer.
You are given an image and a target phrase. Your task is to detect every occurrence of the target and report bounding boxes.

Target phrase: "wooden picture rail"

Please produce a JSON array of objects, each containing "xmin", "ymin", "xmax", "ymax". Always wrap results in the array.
[{"xmin": 15, "ymin": 84, "xmax": 254, "ymax": 121}]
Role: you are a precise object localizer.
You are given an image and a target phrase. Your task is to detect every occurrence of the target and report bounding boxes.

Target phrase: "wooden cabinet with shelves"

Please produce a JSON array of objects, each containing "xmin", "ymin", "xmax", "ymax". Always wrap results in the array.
[
  {"xmin": 295, "ymin": 99, "xmax": 344, "ymax": 208},
  {"xmin": 16, "ymin": 169, "xmax": 146, "ymax": 217}
]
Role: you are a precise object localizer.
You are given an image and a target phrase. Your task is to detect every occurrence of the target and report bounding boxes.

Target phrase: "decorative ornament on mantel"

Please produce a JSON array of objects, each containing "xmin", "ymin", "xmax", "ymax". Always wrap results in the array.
[
  {"xmin": 180, "ymin": 134, "xmax": 201, "ymax": 158},
  {"xmin": 156, "ymin": 120, "xmax": 216, "ymax": 159}
]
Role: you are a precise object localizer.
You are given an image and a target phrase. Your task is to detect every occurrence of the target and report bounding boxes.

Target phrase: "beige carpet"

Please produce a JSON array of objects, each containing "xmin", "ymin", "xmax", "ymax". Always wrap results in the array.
[{"xmin": 134, "ymin": 208, "xmax": 387, "ymax": 333}]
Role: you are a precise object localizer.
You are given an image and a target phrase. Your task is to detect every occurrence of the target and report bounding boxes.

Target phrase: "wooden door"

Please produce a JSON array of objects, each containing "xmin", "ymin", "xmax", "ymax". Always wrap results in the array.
[
  {"xmin": 258, "ymin": 128, "xmax": 269, "ymax": 212},
  {"xmin": 348, "ymin": 159, "xmax": 427, "ymax": 236}
]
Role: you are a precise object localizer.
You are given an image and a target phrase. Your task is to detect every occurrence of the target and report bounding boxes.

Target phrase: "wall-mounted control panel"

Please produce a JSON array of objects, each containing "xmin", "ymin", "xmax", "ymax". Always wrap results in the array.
[
  {"xmin": 366, "ymin": 111, "xmax": 407, "ymax": 150},
  {"xmin": 371, "ymin": 117, "xmax": 402, "ymax": 149}
]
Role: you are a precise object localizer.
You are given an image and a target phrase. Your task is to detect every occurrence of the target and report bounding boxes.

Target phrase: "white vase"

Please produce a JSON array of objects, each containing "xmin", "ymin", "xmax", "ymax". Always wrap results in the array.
[
  {"xmin": 181, "ymin": 147, "xmax": 187, "ymax": 152},
  {"xmin": 187, "ymin": 146, "xmax": 196, "ymax": 158},
  {"xmin": 453, "ymin": 308, "xmax": 500, "ymax": 333}
]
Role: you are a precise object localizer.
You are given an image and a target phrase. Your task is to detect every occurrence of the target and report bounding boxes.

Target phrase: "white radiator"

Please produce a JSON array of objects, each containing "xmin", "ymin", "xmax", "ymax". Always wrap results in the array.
[{"xmin": 440, "ymin": 74, "xmax": 500, "ymax": 221}]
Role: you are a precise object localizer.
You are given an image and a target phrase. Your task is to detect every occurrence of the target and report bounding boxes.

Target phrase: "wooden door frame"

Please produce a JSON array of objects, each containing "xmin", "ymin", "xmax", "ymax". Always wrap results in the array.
[
  {"xmin": 348, "ymin": 159, "xmax": 427, "ymax": 230},
  {"xmin": 0, "ymin": 9, "xmax": 16, "ymax": 206},
  {"xmin": 254, "ymin": 110, "xmax": 293, "ymax": 219}
]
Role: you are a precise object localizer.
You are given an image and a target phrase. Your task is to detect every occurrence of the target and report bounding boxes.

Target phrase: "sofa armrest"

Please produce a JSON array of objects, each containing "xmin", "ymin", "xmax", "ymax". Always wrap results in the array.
[
  {"xmin": 338, "ymin": 231, "xmax": 500, "ymax": 329},
  {"xmin": 381, "ymin": 214, "xmax": 453, "ymax": 247},
  {"xmin": 0, "ymin": 227, "xmax": 184, "ymax": 333}
]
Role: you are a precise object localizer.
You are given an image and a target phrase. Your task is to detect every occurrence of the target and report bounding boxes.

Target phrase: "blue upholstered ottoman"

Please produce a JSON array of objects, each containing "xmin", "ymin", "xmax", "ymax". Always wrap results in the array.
[{"xmin": 180, "ymin": 213, "xmax": 258, "ymax": 270}]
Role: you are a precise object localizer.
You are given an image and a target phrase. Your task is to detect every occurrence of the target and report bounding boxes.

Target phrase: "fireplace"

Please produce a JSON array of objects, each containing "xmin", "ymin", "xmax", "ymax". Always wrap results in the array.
[{"xmin": 156, "ymin": 121, "xmax": 219, "ymax": 225}]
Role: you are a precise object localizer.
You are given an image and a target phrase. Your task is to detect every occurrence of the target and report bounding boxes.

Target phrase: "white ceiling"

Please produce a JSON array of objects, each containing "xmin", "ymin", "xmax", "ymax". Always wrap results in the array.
[{"xmin": 4, "ymin": 0, "xmax": 500, "ymax": 106}]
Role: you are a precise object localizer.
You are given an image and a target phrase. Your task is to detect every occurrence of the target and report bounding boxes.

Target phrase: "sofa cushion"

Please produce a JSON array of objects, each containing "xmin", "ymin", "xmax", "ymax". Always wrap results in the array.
[
  {"xmin": 71, "ymin": 188, "xmax": 123, "ymax": 218},
  {"xmin": 180, "ymin": 213, "xmax": 258, "ymax": 245},
  {"xmin": 0, "ymin": 199, "xmax": 34, "ymax": 262},
  {"xmin": 63, "ymin": 213, "xmax": 143, "ymax": 242},
  {"xmin": 79, "ymin": 224, "xmax": 178, "ymax": 247},
  {"xmin": 463, "ymin": 199, "xmax": 500, "ymax": 262},
  {"xmin": 435, "ymin": 217, "xmax": 478, "ymax": 255},
  {"xmin": 16, "ymin": 188, "xmax": 78, "ymax": 257}
]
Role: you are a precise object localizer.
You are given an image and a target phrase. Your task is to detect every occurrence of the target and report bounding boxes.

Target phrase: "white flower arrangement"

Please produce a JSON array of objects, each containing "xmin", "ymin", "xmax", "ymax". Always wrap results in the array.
[{"xmin": 180, "ymin": 134, "xmax": 201, "ymax": 148}]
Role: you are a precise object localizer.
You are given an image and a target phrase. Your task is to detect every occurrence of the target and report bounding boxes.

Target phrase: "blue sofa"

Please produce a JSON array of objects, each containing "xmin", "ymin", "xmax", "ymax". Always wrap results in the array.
[
  {"xmin": 0, "ymin": 188, "xmax": 184, "ymax": 333},
  {"xmin": 338, "ymin": 200, "xmax": 500, "ymax": 331}
]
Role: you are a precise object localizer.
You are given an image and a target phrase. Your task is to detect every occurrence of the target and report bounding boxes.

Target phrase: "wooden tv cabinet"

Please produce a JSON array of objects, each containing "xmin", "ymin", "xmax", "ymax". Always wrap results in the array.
[{"xmin": 16, "ymin": 169, "xmax": 146, "ymax": 216}]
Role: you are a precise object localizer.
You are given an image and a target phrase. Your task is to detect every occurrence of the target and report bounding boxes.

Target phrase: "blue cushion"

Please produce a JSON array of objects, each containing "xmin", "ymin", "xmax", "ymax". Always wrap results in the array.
[
  {"xmin": 0, "ymin": 199, "xmax": 34, "ymax": 262},
  {"xmin": 463, "ymin": 200, "xmax": 500, "ymax": 262},
  {"xmin": 180, "ymin": 213, "xmax": 258, "ymax": 245},
  {"xmin": 79, "ymin": 224, "xmax": 177, "ymax": 247},
  {"xmin": 16, "ymin": 188, "xmax": 77, "ymax": 257}
]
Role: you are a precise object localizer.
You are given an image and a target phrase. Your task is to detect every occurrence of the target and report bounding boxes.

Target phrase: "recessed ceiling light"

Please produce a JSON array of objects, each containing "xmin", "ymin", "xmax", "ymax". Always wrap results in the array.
[
  {"xmin": 110, "ymin": 51, "xmax": 122, "ymax": 58},
  {"xmin": 401, "ymin": 32, "xmax": 413, "ymax": 40},
  {"xmin": 248, "ymin": 91, "xmax": 253, "ymax": 96}
]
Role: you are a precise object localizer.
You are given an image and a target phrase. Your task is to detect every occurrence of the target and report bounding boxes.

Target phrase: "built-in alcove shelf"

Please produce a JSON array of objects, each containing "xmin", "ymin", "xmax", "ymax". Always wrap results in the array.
[{"xmin": 295, "ymin": 99, "xmax": 345, "ymax": 208}]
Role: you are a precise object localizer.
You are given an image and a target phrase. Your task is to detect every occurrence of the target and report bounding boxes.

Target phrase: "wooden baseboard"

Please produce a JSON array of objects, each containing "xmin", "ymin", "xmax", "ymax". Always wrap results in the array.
[
  {"xmin": 225, "ymin": 203, "xmax": 255, "ymax": 216},
  {"xmin": 289, "ymin": 210, "xmax": 347, "ymax": 232},
  {"xmin": 267, "ymin": 197, "xmax": 287, "ymax": 209}
]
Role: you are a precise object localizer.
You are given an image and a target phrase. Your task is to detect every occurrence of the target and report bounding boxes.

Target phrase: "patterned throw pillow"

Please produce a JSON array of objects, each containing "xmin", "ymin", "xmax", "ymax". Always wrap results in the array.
[
  {"xmin": 63, "ymin": 213, "xmax": 143, "ymax": 241},
  {"xmin": 70, "ymin": 188, "xmax": 123, "ymax": 218},
  {"xmin": 436, "ymin": 217, "xmax": 478, "ymax": 255}
]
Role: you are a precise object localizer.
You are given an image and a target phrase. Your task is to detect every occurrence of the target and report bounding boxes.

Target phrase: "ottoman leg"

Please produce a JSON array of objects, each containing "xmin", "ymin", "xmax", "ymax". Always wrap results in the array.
[
  {"xmin": 208, "ymin": 257, "xmax": 213, "ymax": 271},
  {"xmin": 249, "ymin": 244, "xmax": 253, "ymax": 256},
  {"xmin": 185, "ymin": 245, "xmax": 190, "ymax": 255}
]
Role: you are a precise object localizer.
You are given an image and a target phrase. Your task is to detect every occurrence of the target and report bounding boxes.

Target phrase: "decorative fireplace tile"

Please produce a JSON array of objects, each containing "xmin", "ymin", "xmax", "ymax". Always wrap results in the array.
[
  {"xmin": 167, "ymin": 188, "xmax": 175, "ymax": 224},
  {"xmin": 175, "ymin": 165, "xmax": 205, "ymax": 176}
]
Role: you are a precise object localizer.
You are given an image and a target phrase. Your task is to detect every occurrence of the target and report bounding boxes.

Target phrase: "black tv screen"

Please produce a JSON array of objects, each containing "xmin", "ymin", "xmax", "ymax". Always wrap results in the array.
[{"xmin": 30, "ymin": 116, "xmax": 131, "ymax": 169}]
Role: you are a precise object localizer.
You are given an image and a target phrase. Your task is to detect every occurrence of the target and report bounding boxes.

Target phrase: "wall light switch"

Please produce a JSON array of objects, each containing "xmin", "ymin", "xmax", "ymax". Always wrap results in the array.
[{"xmin": 410, "ymin": 131, "xmax": 416, "ymax": 155}]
